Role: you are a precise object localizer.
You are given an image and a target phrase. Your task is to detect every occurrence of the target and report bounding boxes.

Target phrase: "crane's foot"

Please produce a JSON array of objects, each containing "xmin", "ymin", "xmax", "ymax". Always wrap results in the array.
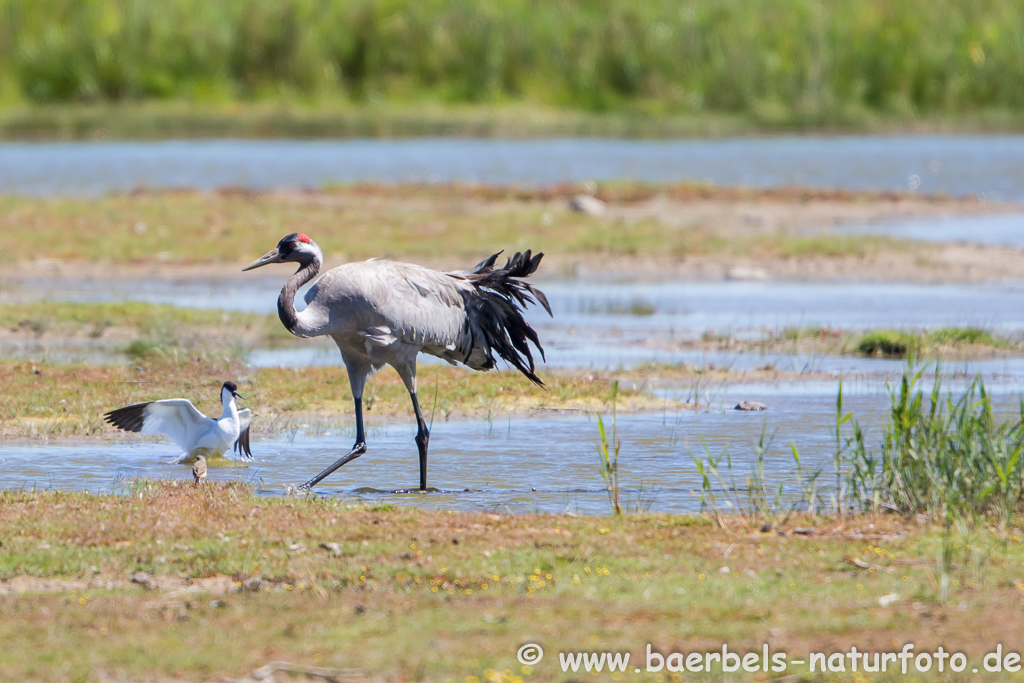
[{"xmin": 300, "ymin": 442, "xmax": 366, "ymax": 490}]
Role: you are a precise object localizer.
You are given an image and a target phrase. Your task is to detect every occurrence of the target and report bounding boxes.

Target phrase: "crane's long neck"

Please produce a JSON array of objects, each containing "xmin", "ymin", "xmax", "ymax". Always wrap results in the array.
[{"xmin": 278, "ymin": 256, "xmax": 322, "ymax": 336}]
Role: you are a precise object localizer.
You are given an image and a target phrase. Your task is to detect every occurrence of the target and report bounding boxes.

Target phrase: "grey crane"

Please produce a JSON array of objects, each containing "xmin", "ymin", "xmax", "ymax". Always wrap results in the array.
[{"xmin": 243, "ymin": 233, "xmax": 550, "ymax": 491}]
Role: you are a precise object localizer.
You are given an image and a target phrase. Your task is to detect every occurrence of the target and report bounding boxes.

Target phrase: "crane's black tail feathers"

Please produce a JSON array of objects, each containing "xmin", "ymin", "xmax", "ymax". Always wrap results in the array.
[{"xmin": 458, "ymin": 250, "xmax": 551, "ymax": 386}]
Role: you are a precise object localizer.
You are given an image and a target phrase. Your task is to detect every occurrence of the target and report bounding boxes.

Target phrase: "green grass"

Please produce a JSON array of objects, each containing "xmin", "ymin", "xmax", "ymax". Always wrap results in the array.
[
  {"xmin": 774, "ymin": 235, "xmax": 890, "ymax": 259},
  {"xmin": 855, "ymin": 327, "xmax": 1010, "ymax": 357},
  {"xmin": 586, "ymin": 298, "xmax": 658, "ymax": 317},
  {"xmin": 0, "ymin": 301, "xmax": 292, "ymax": 362},
  {"xmin": 0, "ymin": 358, "xmax": 672, "ymax": 439},
  {"xmin": 0, "ymin": 101, "xmax": 763, "ymax": 141},
  {"xmin": 0, "ymin": 482, "xmax": 1022, "ymax": 681},
  {"xmin": 856, "ymin": 330, "xmax": 916, "ymax": 357},
  {"xmin": 780, "ymin": 326, "xmax": 842, "ymax": 342},
  {"xmin": 685, "ymin": 365, "xmax": 1024, "ymax": 526},
  {"xmin": 0, "ymin": 187, "xmax": 933, "ymax": 267},
  {"xmin": 769, "ymin": 326, "xmax": 1011, "ymax": 359},
  {"xmin": 1, "ymin": 0, "xmax": 1024, "ymax": 134},
  {"xmin": 3, "ymin": 301, "xmax": 1013, "ymax": 373},
  {"xmin": 844, "ymin": 369, "xmax": 1024, "ymax": 523},
  {"xmin": 929, "ymin": 326, "xmax": 1000, "ymax": 347},
  {"xmin": 686, "ymin": 368, "xmax": 1024, "ymax": 617},
  {"xmin": 0, "ymin": 301, "xmax": 288, "ymax": 340}
]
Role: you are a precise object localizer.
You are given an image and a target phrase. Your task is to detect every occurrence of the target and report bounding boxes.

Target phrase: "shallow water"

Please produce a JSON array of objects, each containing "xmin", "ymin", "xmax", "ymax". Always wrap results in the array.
[
  {"xmin": 0, "ymin": 391, "xmax": 900, "ymax": 514},
  {"xmin": 247, "ymin": 343, "xmax": 1024, "ymax": 389},
  {"xmin": 7, "ymin": 251, "xmax": 1024, "ymax": 509},
  {"xmin": 3, "ymin": 135, "xmax": 1024, "ymax": 199},
  {"xmin": 9, "ymin": 276, "xmax": 1024, "ymax": 370},
  {"xmin": 8, "ymin": 275, "xmax": 1024, "ymax": 373},
  {"xmin": 829, "ymin": 213, "xmax": 1024, "ymax": 248},
  {"xmin": 5, "ymin": 383, "xmax": 1020, "ymax": 513},
  {"xmin": 17, "ymin": 277, "xmax": 1024, "ymax": 333}
]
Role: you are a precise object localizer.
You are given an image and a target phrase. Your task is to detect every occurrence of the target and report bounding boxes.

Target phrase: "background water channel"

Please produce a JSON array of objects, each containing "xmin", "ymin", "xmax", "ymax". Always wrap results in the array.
[{"xmin": 3, "ymin": 135, "xmax": 1024, "ymax": 199}]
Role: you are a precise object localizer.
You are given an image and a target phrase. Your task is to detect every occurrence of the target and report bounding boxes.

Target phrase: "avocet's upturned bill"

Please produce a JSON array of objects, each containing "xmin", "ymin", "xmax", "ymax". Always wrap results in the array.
[
  {"xmin": 104, "ymin": 381, "xmax": 253, "ymax": 463},
  {"xmin": 243, "ymin": 232, "xmax": 550, "ymax": 491}
]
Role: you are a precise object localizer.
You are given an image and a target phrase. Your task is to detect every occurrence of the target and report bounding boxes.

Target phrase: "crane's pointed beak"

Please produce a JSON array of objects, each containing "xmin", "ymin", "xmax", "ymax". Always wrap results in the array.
[
  {"xmin": 243, "ymin": 248, "xmax": 281, "ymax": 271},
  {"xmin": 232, "ymin": 391, "xmax": 244, "ymax": 403}
]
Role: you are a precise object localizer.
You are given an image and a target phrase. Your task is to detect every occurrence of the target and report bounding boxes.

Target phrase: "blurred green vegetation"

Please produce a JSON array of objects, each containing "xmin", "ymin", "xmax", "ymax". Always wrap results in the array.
[{"xmin": 0, "ymin": 0, "xmax": 1021, "ymax": 132}]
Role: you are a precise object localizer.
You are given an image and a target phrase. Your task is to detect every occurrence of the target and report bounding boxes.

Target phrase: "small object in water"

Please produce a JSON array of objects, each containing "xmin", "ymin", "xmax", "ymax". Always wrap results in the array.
[
  {"xmin": 735, "ymin": 401, "xmax": 767, "ymax": 411},
  {"xmin": 192, "ymin": 455, "xmax": 207, "ymax": 486},
  {"xmin": 569, "ymin": 194, "xmax": 607, "ymax": 217}
]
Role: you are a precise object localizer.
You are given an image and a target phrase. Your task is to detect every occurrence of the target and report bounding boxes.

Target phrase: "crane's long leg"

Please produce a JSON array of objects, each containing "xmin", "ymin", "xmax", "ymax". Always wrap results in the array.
[
  {"xmin": 410, "ymin": 391, "xmax": 430, "ymax": 491},
  {"xmin": 300, "ymin": 359, "xmax": 369, "ymax": 490},
  {"xmin": 393, "ymin": 357, "xmax": 430, "ymax": 491},
  {"xmin": 299, "ymin": 398, "xmax": 366, "ymax": 489}
]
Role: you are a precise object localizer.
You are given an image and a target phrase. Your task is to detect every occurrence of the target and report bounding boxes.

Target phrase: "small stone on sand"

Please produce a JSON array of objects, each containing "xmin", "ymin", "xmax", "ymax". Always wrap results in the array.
[{"xmin": 569, "ymin": 194, "xmax": 607, "ymax": 216}]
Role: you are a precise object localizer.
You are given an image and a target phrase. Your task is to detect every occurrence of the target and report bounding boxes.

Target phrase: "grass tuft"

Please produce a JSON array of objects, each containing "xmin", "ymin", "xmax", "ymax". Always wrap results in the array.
[
  {"xmin": 928, "ymin": 326, "xmax": 999, "ymax": 347},
  {"xmin": 855, "ymin": 327, "xmax": 1010, "ymax": 357},
  {"xmin": 856, "ymin": 330, "xmax": 914, "ymax": 357},
  {"xmin": 595, "ymin": 381, "xmax": 622, "ymax": 516},
  {"xmin": 844, "ymin": 367, "xmax": 1024, "ymax": 523}
]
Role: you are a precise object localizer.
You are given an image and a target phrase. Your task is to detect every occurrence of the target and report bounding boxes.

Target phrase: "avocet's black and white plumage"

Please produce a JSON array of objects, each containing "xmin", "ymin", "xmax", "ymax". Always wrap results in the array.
[
  {"xmin": 104, "ymin": 381, "xmax": 253, "ymax": 463},
  {"xmin": 243, "ymin": 233, "xmax": 550, "ymax": 490}
]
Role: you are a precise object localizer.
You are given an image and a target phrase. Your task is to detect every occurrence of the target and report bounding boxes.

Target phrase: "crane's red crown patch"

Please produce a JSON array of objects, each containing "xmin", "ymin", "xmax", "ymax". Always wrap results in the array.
[{"xmin": 297, "ymin": 233, "xmax": 311, "ymax": 243}]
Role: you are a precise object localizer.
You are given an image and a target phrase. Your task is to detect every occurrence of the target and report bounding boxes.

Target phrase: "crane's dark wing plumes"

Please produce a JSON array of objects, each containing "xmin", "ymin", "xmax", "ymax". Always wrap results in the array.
[
  {"xmin": 456, "ymin": 250, "xmax": 552, "ymax": 386},
  {"xmin": 103, "ymin": 402, "xmax": 151, "ymax": 433}
]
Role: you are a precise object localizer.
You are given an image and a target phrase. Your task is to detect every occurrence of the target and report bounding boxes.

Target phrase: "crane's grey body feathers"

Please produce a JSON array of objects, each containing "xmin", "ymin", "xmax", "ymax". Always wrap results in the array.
[{"xmin": 295, "ymin": 254, "xmax": 548, "ymax": 385}]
